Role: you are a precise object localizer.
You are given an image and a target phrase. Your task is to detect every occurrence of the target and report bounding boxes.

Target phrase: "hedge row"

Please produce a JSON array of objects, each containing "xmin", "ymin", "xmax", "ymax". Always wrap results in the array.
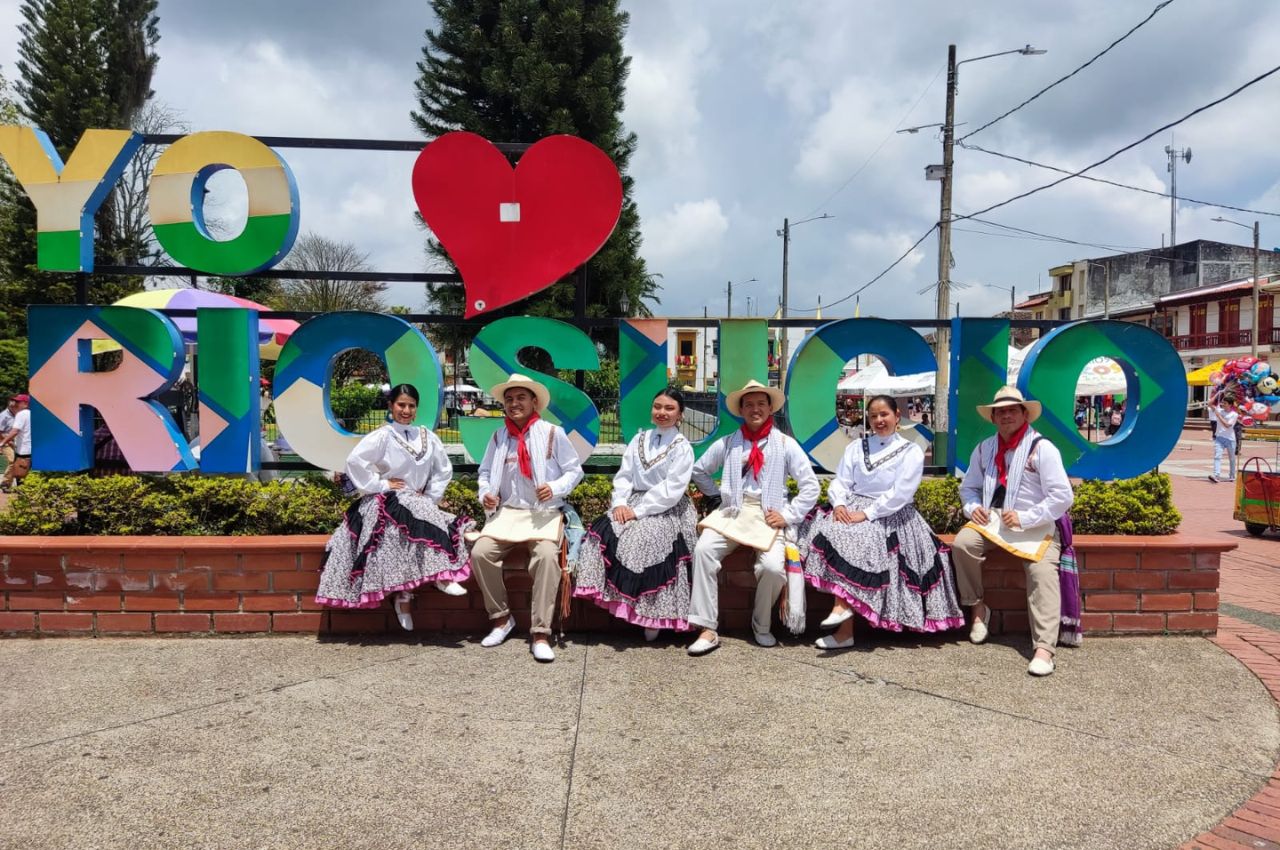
[{"xmin": 0, "ymin": 471, "xmax": 1179, "ymax": 537}]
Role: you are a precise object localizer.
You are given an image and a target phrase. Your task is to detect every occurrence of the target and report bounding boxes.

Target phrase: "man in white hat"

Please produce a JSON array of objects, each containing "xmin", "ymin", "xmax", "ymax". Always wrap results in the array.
[
  {"xmin": 686, "ymin": 379, "xmax": 819, "ymax": 655},
  {"xmin": 952, "ymin": 386, "xmax": 1074, "ymax": 676},
  {"xmin": 471, "ymin": 373, "xmax": 584, "ymax": 662}
]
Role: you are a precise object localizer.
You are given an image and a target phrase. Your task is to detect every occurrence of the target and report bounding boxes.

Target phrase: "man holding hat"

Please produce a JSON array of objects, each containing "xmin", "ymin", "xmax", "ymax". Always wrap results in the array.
[
  {"xmin": 686, "ymin": 379, "xmax": 819, "ymax": 655},
  {"xmin": 952, "ymin": 386, "xmax": 1073, "ymax": 676},
  {"xmin": 471, "ymin": 373, "xmax": 584, "ymax": 663}
]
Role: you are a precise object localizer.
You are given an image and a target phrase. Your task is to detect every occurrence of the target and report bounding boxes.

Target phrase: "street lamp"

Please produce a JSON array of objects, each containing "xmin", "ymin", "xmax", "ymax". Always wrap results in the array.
[
  {"xmin": 725, "ymin": 277, "xmax": 757, "ymax": 318},
  {"xmin": 776, "ymin": 213, "xmax": 833, "ymax": 385},
  {"xmin": 1212, "ymin": 216, "xmax": 1261, "ymax": 357},
  {"xmin": 913, "ymin": 42, "xmax": 1046, "ymax": 464}
]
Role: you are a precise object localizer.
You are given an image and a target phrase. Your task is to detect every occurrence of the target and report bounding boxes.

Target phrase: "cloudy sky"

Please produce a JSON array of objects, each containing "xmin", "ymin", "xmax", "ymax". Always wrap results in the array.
[{"xmin": 3, "ymin": 0, "xmax": 1278, "ymax": 319}]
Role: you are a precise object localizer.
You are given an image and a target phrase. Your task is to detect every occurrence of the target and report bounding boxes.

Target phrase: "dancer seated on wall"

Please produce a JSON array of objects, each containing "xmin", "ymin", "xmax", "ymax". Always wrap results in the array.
[
  {"xmin": 686, "ymin": 379, "xmax": 820, "ymax": 656},
  {"xmin": 575, "ymin": 388, "xmax": 697, "ymax": 641},
  {"xmin": 315, "ymin": 383, "xmax": 472, "ymax": 629},
  {"xmin": 799, "ymin": 394, "xmax": 964, "ymax": 651},
  {"xmin": 471, "ymin": 373, "xmax": 584, "ymax": 663},
  {"xmin": 950, "ymin": 386, "xmax": 1075, "ymax": 677}
]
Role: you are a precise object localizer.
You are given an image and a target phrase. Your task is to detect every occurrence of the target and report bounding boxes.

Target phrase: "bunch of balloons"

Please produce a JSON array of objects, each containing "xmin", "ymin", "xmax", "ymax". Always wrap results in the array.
[{"xmin": 1209, "ymin": 357, "xmax": 1280, "ymax": 425}]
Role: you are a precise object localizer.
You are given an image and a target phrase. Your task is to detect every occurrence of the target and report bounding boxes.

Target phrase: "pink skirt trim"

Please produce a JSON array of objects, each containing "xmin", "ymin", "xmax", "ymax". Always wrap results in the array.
[
  {"xmin": 572, "ymin": 586, "xmax": 692, "ymax": 631},
  {"xmin": 315, "ymin": 564, "xmax": 472, "ymax": 610},
  {"xmin": 804, "ymin": 573, "xmax": 966, "ymax": 634}
]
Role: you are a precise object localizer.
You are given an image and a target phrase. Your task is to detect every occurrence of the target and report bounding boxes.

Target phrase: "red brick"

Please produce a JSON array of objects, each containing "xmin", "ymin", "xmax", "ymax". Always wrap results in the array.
[
  {"xmin": 93, "ymin": 572, "xmax": 153, "ymax": 592},
  {"xmin": 180, "ymin": 593, "xmax": 240, "ymax": 612},
  {"xmin": 0, "ymin": 611, "xmax": 35, "ymax": 631},
  {"xmin": 984, "ymin": 589, "xmax": 1027, "ymax": 610},
  {"xmin": 213, "ymin": 613, "xmax": 271, "ymax": 632},
  {"xmin": 1195, "ymin": 592, "xmax": 1220, "ymax": 611},
  {"xmin": 1223, "ymin": 815, "xmax": 1280, "ymax": 845},
  {"xmin": 270, "ymin": 571, "xmax": 318, "ymax": 591},
  {"xmin": 1000, "ymin": 611, "xmax": 1029, "ymax": 634},
  {"xmin": 239, "ymin": 552, "xmax": 299, "ymax": 572},
  {"xmin": 442, "ymin": 610, "xmax": 490, "ymax": 631},
  {"xmin": 7, "ymin": 592, "xmax": 66, "ymax": 611},
  {"xmin": 7, "ymin": 553, "xmax": 64, "ymax": 571},
  {"xmin": 1195, "ymin": 552, "xmax": 1222, "ymax": 570},
  {"xmin": 1113, "ymin": 571, "xmax": 1167, "ymax": 591},
  {"xmin": 63, "ymin": 553, "xmax": 123, "ymax": 572},
  {"xmin": 1000, "ymin": 569, "xmax": 1027, "ymax": 590},
  {"xmin": 123, "ymin": 593, "xmax": 183, "ymax": 612},
  {"xmin": 1112, "ymin": 613, "xmax": 1167, "ymax": 632},
  {"xmin": 96, "ymin": 613, "xmax": 153, "ymax": 633},
  {"xmin": 121, "ymin": 552, "xmax": 181, "ymax": 572},
  {"xmin": 1080, "ymin": 612, "xmax": 1112, "ymax": 632},
  {"xmin": 298, "ymin": 552, "xmax": 326, "ymax": 572},
  {"xmin": 153, "ymin": 570, "xmax": 211, "ymax": 592},
  {"xmin": 1169, "ymin": 571, "xmax": 1220, "ymax": 590},
  {"xmin": 65, "ymin": 593, "xmax": 122, "ymax": 612},
  {"xmin": 1085, "ymin": 593, "xmax": 1139, "ymax": 612},
  {"xmin": 155, "ymin": 613, "xmax": 212, "ymax": 633},
  {"xmin": 1168, "ymin": 612, "xmax": 1219, "ymax": 632},
  {"xmin": 211, "ymin": 572, "xmax": 270, "ymax": 591},
  {"xmin": 298, "ymin": 596, "xmax": 325, "ymax": 611},
  {"xmin": 1078, "ymin": 571, "xmax": 1111, "ymax": 590},
  {"xmin": 1082, "ymin": 550, "xmax": 1138, "ymax": 570},
  {"xmin": 3, "ymin": 569, "xmax": 67, "ymax": 590},
  {"xmin": 239, "ymin": 594, "xmax": 299, "ymax": 612},
  {"xmin": 182, "ymin": 552, "xmax": 240, "ymax": 571},
  {"xmin": 1139, "ymin": 551, "xmax": 1194, "ymax": 571},
  {"xmin": 272, "ymin": 612, "xmax": 325, "ymax": 633},
  {"xmin": 1141, "ymin": 592, "xmax": 1194, "ymax": 612},
  {"xmin": 327, "ymin": 610, "xmax": 391, "ymax": 634},
  {"xmin": 1198, "ymin": 829, "xmax": 1271, "ymax": 850},
  {"xmin": 63, "ymin": 571, "xmax": 97, "ymax": 591},
  {"xmin": 39, "ymin": 612, "xmax": 94, "ymax": 632}
]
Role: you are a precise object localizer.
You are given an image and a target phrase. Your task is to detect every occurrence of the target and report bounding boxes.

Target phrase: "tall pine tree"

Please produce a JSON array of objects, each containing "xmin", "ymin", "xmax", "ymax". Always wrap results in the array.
[
  {"xmin": 412, "ymin": 0, "xmax": 657, "ymax": 353},
  {"xmin": 0, "ymin": 0, "xmax": 160, "ymax": 338}
]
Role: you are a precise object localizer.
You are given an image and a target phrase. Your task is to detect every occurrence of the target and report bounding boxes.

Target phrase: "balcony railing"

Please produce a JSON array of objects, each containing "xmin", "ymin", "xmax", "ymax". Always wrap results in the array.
[{"xmin": 1171, "ymin": 330, "xmax": 1252, "ymax": 350}]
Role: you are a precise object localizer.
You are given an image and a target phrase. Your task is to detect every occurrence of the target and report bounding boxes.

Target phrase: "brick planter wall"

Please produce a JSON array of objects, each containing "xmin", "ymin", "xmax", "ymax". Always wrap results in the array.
[{"xmin": 0, "ymin": 534, "xmax": 1230, "ymax": 637}]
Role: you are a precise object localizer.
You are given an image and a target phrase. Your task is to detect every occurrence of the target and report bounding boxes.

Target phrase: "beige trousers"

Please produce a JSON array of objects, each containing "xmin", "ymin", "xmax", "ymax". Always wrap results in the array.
[
  {"xmin": 0, "ymin": 445, "xmax": 14, "ymax": 489},
  {"xmin": 470, "ymin": 537, "xmax": 561, "ymax": 636},
  {"xmin": 950, "ymin": 526, "xmax": 1062, "ymax": 654}
]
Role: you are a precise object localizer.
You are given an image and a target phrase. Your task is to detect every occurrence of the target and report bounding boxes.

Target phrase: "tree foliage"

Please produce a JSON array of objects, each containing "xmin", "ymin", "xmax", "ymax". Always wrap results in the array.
[
  {"xmin": 412, "ymin": 0, "xmax": 657, "ymax": 355},
  {"xmin": 0, "ymin": 0, "xmax": 160, "ymax": 338},
  {"xmin": 275, "ymin": 232, "xmax": 388, "ymax": 313}
]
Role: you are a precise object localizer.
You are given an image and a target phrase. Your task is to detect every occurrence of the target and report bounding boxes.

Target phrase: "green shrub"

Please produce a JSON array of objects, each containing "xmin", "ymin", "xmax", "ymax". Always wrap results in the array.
[
  {"xmin": 1071, "ymin": 472, "xmax": 1180, "ymax": 535},
  {"xmin": 328, "ymin": 383, "xmax": 385, "ymax": 423},
  {"xmin": 914, "ymin": 476, "xmax": 965, "ymax": 534}
]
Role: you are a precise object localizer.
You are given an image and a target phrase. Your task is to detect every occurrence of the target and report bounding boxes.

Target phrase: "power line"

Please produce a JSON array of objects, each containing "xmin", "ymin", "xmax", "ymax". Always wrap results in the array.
[
  {"xmin": 959, "ymin": 140, "xmax": 1280, "ymax": 219},
  {"xmin": 958, "ymin": 0, "xmax": 1176, "ymax": 142},
  {"xmin": 799, "ymin": 64, "xmax": 946, "ymax": 220},
  {"xmin": 792, "ymin": 225, "xmax": 937, "ymax": 312},
  {"xmin": 953, "ymin": 62, "xmax": 1280, "ymax": 223},
  {"xmin": 954, "ymin": 219, "xmax": 1143, "ymax": 254}
]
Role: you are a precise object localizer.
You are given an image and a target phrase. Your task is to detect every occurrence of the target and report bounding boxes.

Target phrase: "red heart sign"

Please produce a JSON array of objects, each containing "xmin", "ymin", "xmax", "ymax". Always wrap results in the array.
[{"xmin": 412, "ymin": 132, "xmax": 623, "ymax": 318}]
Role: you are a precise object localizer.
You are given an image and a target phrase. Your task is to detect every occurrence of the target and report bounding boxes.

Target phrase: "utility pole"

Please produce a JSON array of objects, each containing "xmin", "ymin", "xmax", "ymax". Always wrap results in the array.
[
  {"xmin": 932, "ymin": 43, "xmax": 958, "ymax": 459},
  {"xmin": 1253, "ymin": 219, "xmax": 1261, "ymax": 357},
  {"xmin": 780, "ymin": 217, "xmax": 790, "ymax": 388},
  {"xmin": 726, "ymin": 280, "xmax": 732, "ymax": 318},
  {"xmin": 1165, "ymin": 143, "xmax": 1192, "ymax": 247}
]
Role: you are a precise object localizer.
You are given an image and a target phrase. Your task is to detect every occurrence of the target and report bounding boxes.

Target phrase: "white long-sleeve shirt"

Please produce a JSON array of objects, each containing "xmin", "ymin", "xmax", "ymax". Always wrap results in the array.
[
  {"xmin": 477, "ymin": 419, "xmax": 584, "ymax": 510},
  {"xmin": 691, "ymin": 430, "xmax": 820, "ymax": 527},
  {"xmin": 826, "ymin": 433, "xmax": 924, "ymax": 522},
  {"xmin": 344, "ymin": 425, "xmax": 452, "ymax": 501},
  {"xmin": 959, "ymin": 435, "xmax": 1073, "ymax": 530},
  {"xmin": 610, "ymin": 427, "xmax": 694, "ymax": 517}
]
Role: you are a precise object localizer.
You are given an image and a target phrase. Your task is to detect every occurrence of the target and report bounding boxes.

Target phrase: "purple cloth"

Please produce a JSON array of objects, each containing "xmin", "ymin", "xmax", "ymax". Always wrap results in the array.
[{"xmin": 1055, "ymin": 512, "xmax": 1083, "ymax": 646}]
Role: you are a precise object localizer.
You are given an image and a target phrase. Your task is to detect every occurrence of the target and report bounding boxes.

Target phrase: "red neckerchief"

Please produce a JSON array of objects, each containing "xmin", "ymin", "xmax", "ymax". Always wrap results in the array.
[
  {"xmin": 996, "ymin": 421, "xmax": 1030, "ymax": 487},
  {"xmin": 741, "ymin": 417, "xmax": 774, "ymax": 478},
  {"xmin": 504, "ymin": 411, "xmax": 541, "ymax": 479}
]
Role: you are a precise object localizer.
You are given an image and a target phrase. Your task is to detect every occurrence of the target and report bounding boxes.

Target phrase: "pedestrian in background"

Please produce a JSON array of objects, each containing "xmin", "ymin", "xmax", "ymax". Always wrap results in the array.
[
  {"xmin": 0, "ymin": 395, "xmax": 19, "ymax": 491},
  {"xmin": 0, "ymin": 395, "xmax": 32, "ymax": 490},
  {"xmin": 1208, "ymin": 391, "xmax": 1239, "ymax": 483}
]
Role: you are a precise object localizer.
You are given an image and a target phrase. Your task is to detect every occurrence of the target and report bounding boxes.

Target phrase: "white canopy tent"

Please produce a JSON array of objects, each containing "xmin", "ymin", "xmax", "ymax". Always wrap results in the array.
[{"xmin": 837, "ymin": 348, "xmax": 1128, "ymax": 397}]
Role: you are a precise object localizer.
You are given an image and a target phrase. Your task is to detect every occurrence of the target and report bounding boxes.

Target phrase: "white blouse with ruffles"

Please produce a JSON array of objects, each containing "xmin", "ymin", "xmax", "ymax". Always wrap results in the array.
[
  {"xmin": 344, "ymin": 424, "xmax": 452, "ymax": 501},
  {"xmin": 609, "ymin": 426, "xmax": 695, "ymax": 518},
  {"xmin": 826, "ymin": 432, "xmax": 924, "ymax": 522}
]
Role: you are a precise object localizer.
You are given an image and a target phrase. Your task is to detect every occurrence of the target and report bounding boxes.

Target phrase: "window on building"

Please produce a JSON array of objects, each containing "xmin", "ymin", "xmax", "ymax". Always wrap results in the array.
[
  {"xmin": 1220, "ymin": 298, "xmax": 1240, "ymax": 334},
  {"xmin": 679, "ymin": 340, "xmax": 694, "ymax": 357},
  {"xmin": 1260, "ymin": 294, "xmax": 1275, "ymax": 339},
  {"xmin": 1190, "ymin": 304, "xmax": 1208, "ymax": 337}
]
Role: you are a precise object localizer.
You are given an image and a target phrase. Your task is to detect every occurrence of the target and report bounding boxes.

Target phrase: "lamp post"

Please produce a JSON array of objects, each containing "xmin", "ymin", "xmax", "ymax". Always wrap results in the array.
[
  {"xmin": 903, "ymin": 43, "xmax": 1046, "ymax": 465},
  {"xmin": 777, "ymin": 213, "xmax": 833, "ymax": 386},
  {"xmin": 725, "ymin": 277, "xmax": 757, "ymax": 318},
  {"xmin": 1212, "ymin": 216, "xmax": 1261, "ymax": 357}
]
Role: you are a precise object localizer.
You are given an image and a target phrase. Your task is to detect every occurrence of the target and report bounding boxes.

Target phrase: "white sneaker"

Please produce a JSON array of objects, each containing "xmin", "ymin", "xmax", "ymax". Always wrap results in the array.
[
  {"xmin": 643, "ymin": 627, "xmax": 660, "ymax": 642},
  {"xmin": 819, "ymin": 608, "xmax": 853, "ymax": 628},
  {"xmin": 480, "ymin": 617, "xmax": 515, "ymax": 648},
  {"xmin": 687, "ymin": 634, "xmax": 720, "ymax": 656},
  {"xmin": 753, "ymin": 631, "xmax": 778, "ymax": 648},
  {"xmin": 1028, "ymin": 655, "xmax": 1055, "ymax": 676},
  {"xmin": 815, "ymin": 634, "xmax": 855, "ymax": 650},
  {"xmin": 393, "ymin": 592, "xmax": 414, "ymax": 631},
  {"xmin": 435, "ymin": 580, "xmax": 467, "ymax": 596},
  {"xmin": 969, "ymin": 604, "xmax": 990, "ymax": 645},
  {"xmin": 531, "ymin": 640, "xmax": 556, "ymax": 663}
]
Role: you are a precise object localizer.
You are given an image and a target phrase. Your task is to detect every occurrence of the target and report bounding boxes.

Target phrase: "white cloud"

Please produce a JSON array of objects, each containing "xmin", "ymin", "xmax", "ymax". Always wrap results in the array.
[{"xmin": 641, "ymin": 198, "xmax": 729, "ymax": 270}]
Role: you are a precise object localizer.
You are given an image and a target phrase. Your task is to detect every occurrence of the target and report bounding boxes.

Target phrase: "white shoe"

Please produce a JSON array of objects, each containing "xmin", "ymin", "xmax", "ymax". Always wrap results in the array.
[
  {"xmin": 643, "ymin": 627, "xmax": 660, "ymax": 642},
  {"xmin": 815, "ymin": 634, "xmax": 855, "ymax": 650},
  {"xmin": 531, "ymin": 640, "xmax": 556, "ymax": 662},
  {"xmin": 753, "ymin": 631, "xmax": 778, "ymax": 648},
  {"xmin": 1028, "ymin": 655, "xmax": 1055, "ymax": 677},
  {"xmin": 819, "ymin": 608, "xmax": 853, "ymax": 629},
  {"xmin": 435, "ymin": 580, "xmax": 467, "ymax": 596},
  {"xmin": 480, "ymin": 617, "xmax": 515, "ymax": 648},
  {"xmin": 687, "ymin": 634, "xmax": 720, "ymax": 656},
  {"xmin": 969, "ymin": 604, "xmax": 990, "ymax": 645},
  {"xmin": 393, "ymin": 592, "xmax": 414, "ymax": 631}
]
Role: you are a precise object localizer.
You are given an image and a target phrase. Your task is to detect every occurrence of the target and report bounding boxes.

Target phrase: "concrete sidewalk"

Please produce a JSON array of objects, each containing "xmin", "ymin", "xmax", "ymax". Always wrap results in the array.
[{"xmin": 0, "ymin": 630, "xmax": 1274, "ymax": 850}]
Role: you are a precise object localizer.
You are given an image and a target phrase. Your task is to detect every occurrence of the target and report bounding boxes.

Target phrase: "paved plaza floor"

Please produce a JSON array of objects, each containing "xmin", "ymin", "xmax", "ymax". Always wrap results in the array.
[{"xmin": 2, "ymin": 427, "xmax": 1280, "ymax": 850}]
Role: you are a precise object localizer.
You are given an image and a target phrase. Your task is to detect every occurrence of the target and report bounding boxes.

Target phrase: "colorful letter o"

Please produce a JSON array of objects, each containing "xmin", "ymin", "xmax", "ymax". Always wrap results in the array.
[{"xmin": 149, "ymin": 131, "xmax": 300, "ymax": 275}]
